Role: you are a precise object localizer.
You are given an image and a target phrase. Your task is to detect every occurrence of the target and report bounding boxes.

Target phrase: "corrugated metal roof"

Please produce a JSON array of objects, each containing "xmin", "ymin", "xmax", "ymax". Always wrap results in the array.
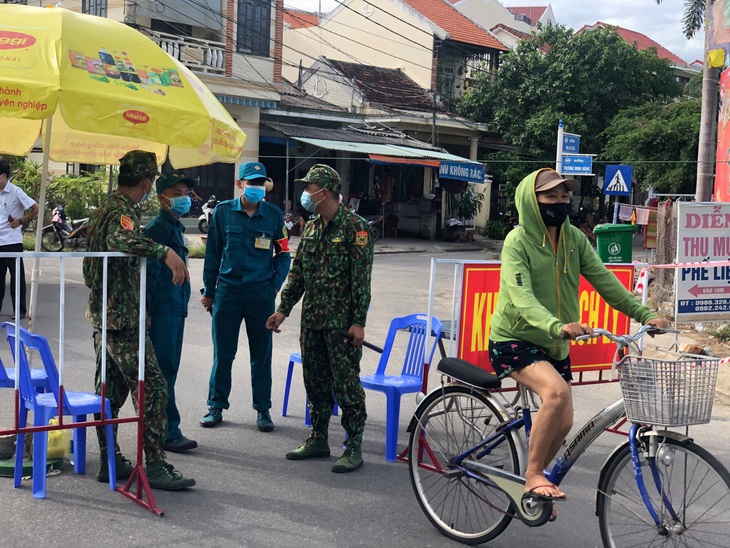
[
  {"xmin": 263, "ymin": 121, "xmax": 440, "ymax": 150},
  {"xmin": 292, "ymin": 137, "xmax": 480, "ymax": 163}
]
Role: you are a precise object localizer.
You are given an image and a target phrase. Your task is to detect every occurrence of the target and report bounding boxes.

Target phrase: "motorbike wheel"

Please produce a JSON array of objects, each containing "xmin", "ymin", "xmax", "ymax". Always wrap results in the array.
[
  {"xmin": 41, "ymin": 227, "xmax": 64, "ymax": 252},
  {"xmin": 198, "ymin": 218, "xmax": 209, "ymax": 234},
  {"xmin": 370, "ymin": 225, "xmax": 380, "ymax": 242}
]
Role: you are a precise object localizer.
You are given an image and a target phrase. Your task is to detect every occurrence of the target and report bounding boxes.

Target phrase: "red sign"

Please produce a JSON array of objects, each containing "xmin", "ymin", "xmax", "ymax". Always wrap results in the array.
[
  {"xmin": 716, "ymin": 68, "xmax": 730, "ymax": 202},
  {"xmin": 122, "ymin": 109, "xmax": 150, "ymax": 125},
  {"xmin": 457, "ymin": 263, "xmax": 635, "ymax": 372},
  {"xmin": 0, "ymin": 31, "xmax": 36, "ymax": 50}
]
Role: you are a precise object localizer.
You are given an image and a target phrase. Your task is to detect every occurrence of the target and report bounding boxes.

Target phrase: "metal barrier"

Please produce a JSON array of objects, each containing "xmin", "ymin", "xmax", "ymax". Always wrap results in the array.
[{"xmin": 0, "ymin": 251, "xmax": 163, "ymax": 515}]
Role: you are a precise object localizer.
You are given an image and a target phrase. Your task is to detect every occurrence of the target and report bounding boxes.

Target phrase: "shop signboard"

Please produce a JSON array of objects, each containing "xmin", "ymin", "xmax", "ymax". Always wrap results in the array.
[
  {"xmin": 438, "ymin": 161, "xmax": 485, "ymax": 183},
  {"xmin": 675, "ymin": 202, "xmax": 730, "ymax": 321}
]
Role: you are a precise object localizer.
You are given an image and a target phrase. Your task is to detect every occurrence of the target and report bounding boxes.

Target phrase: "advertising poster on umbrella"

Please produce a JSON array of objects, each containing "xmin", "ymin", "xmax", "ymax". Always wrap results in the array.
[{"xmin": 676, "ymin": 202, "xmax": 730, "ymax": 322}]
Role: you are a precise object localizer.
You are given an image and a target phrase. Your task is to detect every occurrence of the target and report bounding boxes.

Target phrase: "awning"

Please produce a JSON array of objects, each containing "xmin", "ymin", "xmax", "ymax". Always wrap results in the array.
[
  {"xmin": 292, "ymin": 137, "xmax": 480, "ymax": 164},
  {"xmin": 368, "ymin": 154, "xmax": 440, "ymax": 167}
]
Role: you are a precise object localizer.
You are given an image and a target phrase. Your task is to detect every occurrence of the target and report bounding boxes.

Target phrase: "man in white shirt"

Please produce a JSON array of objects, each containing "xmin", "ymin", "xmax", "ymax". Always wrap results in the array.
[{"xmin": 0, "ymin": 159, "xmax": 39, "ymax": 320}]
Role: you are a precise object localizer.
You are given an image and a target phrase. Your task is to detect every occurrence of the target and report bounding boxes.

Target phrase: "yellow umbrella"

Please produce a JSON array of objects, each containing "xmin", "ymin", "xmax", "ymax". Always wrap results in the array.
[
  {"xmin": 0, "ymin": 4, "xmax": 246, "ymax": 165},
  {"xmin": 0, "ymin": 4, "xmax": 247, "ymax": 321}
]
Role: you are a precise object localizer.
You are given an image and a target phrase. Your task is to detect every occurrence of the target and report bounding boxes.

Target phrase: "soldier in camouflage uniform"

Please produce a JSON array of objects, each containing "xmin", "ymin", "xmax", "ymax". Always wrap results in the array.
[
  {"xmin": 83, "ymin": 150, "xmax": 195, "ymax": 491},
  {"xmin": 266, "ymin": 164, "xmax": 374, "ymax": 473}
]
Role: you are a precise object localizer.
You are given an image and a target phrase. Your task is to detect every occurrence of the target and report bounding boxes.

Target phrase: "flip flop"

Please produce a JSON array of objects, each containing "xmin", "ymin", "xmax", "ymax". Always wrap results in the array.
[{"xmin": 525, "ymin": 483, "xmax": 567, "ymax": 501}]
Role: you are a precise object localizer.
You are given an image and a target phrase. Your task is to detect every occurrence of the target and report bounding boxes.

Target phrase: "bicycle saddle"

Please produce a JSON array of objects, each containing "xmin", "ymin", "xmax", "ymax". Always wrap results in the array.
[{"xmin": 437, "ymin": 358, "xmax": 502, "ymax": 390}]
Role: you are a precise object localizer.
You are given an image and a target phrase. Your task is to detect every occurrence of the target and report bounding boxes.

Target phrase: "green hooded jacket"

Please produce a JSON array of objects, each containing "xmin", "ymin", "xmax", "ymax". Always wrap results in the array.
[{"xmin": 489, "ymin": 169, "xmax": 657, "ymax": 360}]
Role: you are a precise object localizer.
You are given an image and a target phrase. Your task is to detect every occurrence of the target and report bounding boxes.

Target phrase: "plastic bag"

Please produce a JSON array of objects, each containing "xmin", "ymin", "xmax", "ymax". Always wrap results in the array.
[{"xmin": 47, "ymin": 417, "xmax": 71, "ymax": 459}]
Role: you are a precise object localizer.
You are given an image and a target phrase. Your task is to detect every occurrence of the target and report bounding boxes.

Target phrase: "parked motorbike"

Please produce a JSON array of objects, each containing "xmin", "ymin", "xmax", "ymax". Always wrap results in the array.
[
  {"xmin": 284, "ymin": 211, "xmax": 305, "ymax": 238},
  {"xmin": 198, "ymin": 195, "xmax": 219, "ymax": 234},
  {"xmin": 41, "ymin": 205, "xmax": 89, "ymax": 252},
  {"xmin": 362, "ymin": 213, "xmax": 383, "ymax": 242}
]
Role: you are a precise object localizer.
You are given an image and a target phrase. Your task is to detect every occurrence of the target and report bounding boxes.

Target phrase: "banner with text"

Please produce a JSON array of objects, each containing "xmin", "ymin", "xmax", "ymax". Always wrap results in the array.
[
  {"xmin": 675, "ymin": 202, "xmax": 730, "ymax": 321},
  {"xmin": 457, "ymin": 263, "xmax": 634, "ymax": 372}
]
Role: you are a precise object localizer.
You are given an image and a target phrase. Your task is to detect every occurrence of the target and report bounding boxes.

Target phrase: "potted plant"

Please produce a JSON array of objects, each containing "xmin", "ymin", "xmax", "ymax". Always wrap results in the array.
[{"xmin": 454, "ymin": 187, "xmax": 484, "ymax": 220}]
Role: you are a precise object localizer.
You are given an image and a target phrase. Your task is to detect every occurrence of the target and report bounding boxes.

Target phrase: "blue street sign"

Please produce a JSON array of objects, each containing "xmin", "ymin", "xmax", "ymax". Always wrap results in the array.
[
  {"xmin": 562, "ymin": 133, "xmax": 580, "ymax": 154},
  {"xmin": 604, "ymin": 165, "xmax": 632, "ymax": 196},
  {"xmin": 561, "ymin": 154, "xmax": 593, "ymax": 175},
  {"xmin": 438, "ymin": 161, "xmax": 486, "ymax": 183}
]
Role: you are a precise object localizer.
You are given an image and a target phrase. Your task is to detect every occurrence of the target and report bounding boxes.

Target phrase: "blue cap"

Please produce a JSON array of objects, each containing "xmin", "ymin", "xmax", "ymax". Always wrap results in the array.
[{"xmin": 238, "ymin": 162, "xmax": 267, "ymax": 181}]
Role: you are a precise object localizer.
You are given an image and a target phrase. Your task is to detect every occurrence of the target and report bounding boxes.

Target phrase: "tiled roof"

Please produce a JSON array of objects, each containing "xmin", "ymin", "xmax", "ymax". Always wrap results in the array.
[
  {"xmin": 326, "ymin": 59, "xmax": 436, "ymax": 112},
  {"xmin": 505, "ymin": 6, "xmax": 548, "ymax": 24},
  {"xmin": 491, "ymin": 23, "xmax": 532, "ymax": 41},
  {"xmin": 579, "ymin": 22, "xmax": 689, "ymax": 67},
  {"xmin": 402, "ymin": 0, "xmax": 508, "ymax": 50},
  {"xmin": 279, "ymin": 79, "xmax": 348, "ymax": 112},
  {"xmin": 284, "ymin": 8, "xmax": 319, "ymax": 29}
]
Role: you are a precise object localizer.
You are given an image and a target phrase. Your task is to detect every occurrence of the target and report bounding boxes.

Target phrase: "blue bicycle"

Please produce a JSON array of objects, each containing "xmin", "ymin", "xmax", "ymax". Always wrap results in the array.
[{"xmin": 408, "ymin": 326, "xmax": 730, "ymax": 546}]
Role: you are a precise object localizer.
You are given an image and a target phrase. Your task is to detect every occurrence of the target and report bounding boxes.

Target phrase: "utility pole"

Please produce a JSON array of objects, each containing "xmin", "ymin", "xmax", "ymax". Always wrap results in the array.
[
  {"xmin": 431, "ymin": 90, "xmax": 437, "ymax": 145},
  {"xmin": 697, "ymin": 0, "xmax": 719, "ymax": 202}
]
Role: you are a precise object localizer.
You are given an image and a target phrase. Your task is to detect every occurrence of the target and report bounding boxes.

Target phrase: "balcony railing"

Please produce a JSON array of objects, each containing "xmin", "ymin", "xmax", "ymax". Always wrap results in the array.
[{"xmin": 143, "ymin": 29, "xmax": 225, "ymax": 75}]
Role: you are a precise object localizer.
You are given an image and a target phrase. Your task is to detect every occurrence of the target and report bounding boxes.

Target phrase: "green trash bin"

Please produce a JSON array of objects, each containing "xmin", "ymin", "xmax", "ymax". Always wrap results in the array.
[{"xmin": 593, "ymin": 223, "xmax": 637, "ymax": 263}]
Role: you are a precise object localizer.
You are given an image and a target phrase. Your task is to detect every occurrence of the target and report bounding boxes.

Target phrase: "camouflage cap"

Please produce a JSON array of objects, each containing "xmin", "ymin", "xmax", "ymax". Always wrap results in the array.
[
  {"xmin": 295, "ymin": 164, "xmax": 341, "ymax": 193},
  {"xmin": 119, "ymin": 150, "xmax": 161, "ymax": 179}
]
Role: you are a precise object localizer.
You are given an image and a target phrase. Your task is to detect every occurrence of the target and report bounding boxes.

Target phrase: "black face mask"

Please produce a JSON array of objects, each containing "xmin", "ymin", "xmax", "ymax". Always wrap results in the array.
[{"xmin": 538, "ymin": 202, "xmax": 571, "ymax": 227}]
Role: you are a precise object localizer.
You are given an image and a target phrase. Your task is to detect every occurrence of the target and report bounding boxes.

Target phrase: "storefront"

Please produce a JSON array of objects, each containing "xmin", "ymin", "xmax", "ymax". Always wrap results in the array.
[{"xmin": 260, "ymin": 122, "xmax": 484, "ymax": 238}]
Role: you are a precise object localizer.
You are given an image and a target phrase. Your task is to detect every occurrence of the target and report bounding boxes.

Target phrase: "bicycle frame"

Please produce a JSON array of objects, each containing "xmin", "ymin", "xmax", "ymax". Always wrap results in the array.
[{"xmin": 448, "ymin": 394, "xmax": 627, "ymax": 525}]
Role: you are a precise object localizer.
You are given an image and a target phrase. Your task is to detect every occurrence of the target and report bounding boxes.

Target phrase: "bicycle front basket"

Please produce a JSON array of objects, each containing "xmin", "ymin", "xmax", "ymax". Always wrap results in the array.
[{"xmin": 618, "ymin": 355, "xmax": 719, "ymax": 426}]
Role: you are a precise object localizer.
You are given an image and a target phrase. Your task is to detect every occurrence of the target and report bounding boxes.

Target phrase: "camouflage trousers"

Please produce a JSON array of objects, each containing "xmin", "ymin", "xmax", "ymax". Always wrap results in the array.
[
  {"xmin": 301, "ymin": 328, "xmax": 367, "ymax": 448},
  {"xmin": 93, "ymin": 329, "xmax": 168, "ymax": 464}
]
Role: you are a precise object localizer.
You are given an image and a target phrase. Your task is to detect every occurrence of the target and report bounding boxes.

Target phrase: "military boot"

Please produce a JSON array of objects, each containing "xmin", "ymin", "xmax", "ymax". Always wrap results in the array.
[
  {"xmin": 97, "ymin": 451, "xmax": 135, "ymax": 483},
  {"xmin": 331, "ymin": 446, "xmax": 363, "ymax": 473},
  {"xmin": 285, "ymin": 436, "xmax": 331, "ymax": 460},
  {"xmin": 146, "ymin": 461, "xmax": 196, "ymax": 491}
]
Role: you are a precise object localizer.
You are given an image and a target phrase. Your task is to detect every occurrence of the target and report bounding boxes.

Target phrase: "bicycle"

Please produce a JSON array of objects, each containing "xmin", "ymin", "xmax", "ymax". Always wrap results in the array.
[{"xmin": 407, "ymin": 325, "xmax": 730, "ymax": 546}]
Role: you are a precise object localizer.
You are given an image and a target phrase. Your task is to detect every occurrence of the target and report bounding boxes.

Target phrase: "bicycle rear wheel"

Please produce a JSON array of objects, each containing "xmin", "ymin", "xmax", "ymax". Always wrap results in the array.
[
  {"xmin": 598, "ymin": 436, "xmax": 730, "ymax": 547},
  {"xmin": 408, "ymin": 385, "xmax": 519, "ymax": 545}
]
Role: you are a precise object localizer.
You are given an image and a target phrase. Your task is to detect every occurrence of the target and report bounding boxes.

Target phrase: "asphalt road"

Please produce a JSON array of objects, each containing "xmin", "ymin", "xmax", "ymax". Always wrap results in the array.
[{"xmin": 0, "ymin": 251, "xmax": 729, "ymax": 547}]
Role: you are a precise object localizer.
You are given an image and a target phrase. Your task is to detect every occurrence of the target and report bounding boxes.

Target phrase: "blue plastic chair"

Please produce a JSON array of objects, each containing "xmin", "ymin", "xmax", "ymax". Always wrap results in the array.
[
  {"xmin": 281, "ymin": 351, "xmax": 339, "ymax": 426},
  {"xmin": 2, "ymin": 323, "xmax": 116, "ymax": 499},
  {"xmin": 0, "ymin": 355, "xmax": 50, "ymax": 391},
  {"xmin": 360, "ymin": 314, "xmax": 443, "ymax": 462}
]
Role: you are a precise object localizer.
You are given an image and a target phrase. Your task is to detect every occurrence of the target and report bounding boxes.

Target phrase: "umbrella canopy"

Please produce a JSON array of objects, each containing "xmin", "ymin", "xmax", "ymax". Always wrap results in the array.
[
  {"xmin": 0, "ymin": 4, "xmax": 246, "ymax": 166},
  {"xmin": 0, "ymin": 4, "xmax": 247, "ymax": 324}
]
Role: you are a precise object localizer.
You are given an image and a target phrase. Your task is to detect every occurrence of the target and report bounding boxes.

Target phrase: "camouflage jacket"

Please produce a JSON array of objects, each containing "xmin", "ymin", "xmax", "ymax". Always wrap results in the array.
[
  {"xmin": 83, "ymin": 191, "xmax": 168, "ymax": 331},
  {"xmin": 278, "ymin": 204, "xmax": 373, "ymax": 330}
]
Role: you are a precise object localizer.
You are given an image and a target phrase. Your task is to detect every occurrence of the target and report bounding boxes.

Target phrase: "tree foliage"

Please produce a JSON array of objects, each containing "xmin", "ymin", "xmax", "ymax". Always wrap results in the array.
[
  {"xmin": 655, "ymin": 0, "xmax": 705, "ymax": 39},
  {"xmin": 460, "ymin": 25, "xmax": 682, "ymax": 159},
  {"xmin": 601, "ymin": 99, "xmax": 701, "ymax": 193}
]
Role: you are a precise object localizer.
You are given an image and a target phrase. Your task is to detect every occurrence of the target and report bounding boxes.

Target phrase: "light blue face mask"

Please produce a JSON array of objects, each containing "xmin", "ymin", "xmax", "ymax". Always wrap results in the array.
[
  {"xmin": 167, "ymin": 195, "xmax": 191, "ymax": 216},
  {"xmin": 300, "ymin": 188, "xmax": 324, "ymax": 213},
  {"xmin": 140, "ymin": 180, "xmax": 152, "ymax": 204},
  {"xmin": 243, "ymin": 185, "xmax": 266, "ymax": 203}
]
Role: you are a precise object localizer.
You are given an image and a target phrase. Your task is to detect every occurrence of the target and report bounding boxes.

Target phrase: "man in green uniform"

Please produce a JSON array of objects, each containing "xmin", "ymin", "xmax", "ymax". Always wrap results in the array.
[
  {"xmin": 144, "ymin": 172, "xmax": 197, "ymax": 453},
  {"xmin": 200, "ymin": 162, "xmax": 291, "ymax": 432},
  {"xmin": 84, "ymin": 150, "xmax": 195, "ymax": 491},
  {"xmin": 266, "ymin": 164, "xmax": 374, "ymax": 473}
]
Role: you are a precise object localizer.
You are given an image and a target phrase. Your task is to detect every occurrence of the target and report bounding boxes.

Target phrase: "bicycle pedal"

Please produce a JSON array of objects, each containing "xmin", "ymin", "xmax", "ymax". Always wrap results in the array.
[{"xmin": 442, "ymin": 468, "xmax": 464, "ymax": 479}]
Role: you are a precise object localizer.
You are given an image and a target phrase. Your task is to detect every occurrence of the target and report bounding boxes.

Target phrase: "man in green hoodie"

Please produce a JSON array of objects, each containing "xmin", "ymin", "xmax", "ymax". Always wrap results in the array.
[{"xmin": 489, "ymin": 168, "xmax": 668, "ymax": 503}]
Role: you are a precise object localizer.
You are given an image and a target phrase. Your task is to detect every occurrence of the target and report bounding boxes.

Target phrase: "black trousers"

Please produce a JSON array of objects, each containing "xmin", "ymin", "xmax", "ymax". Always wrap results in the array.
[{"xmin": 0, "ymin": 243, "xmax": 26, "ymax": 315}]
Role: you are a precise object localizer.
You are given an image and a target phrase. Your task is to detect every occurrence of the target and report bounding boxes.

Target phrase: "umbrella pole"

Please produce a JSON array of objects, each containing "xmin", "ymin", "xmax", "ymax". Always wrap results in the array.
[{"xmin": 28, "ymin": 116, "xmax": 52, "ymax": 331}]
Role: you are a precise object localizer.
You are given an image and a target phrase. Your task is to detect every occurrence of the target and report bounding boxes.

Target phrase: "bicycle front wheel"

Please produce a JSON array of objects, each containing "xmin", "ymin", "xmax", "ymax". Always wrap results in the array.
[
  {"xmin": 598, "ymin": 436, "xmax": 730, "ymax": 547},
  {"xmin": 408, "ymin": 385, "xmax": 519, "ymax": 545}
]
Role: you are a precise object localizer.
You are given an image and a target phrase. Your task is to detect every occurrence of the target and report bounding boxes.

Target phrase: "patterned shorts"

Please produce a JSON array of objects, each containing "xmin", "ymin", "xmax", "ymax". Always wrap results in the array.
[{"xmin": 488, "ymin": 340, "xmax": 572, "ymax": 382}]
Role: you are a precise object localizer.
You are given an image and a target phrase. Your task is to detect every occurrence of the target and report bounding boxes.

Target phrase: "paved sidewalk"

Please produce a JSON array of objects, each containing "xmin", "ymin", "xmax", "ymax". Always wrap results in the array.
[{"xmin": 185, "ymin": 232, "xmax": 503, "ymax": 256}]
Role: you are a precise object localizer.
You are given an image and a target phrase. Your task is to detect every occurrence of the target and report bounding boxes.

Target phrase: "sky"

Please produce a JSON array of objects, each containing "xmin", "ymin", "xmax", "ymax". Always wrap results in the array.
[{"xmin": 284, "ymin": 0, "xmax": 704, "ymax": 65}]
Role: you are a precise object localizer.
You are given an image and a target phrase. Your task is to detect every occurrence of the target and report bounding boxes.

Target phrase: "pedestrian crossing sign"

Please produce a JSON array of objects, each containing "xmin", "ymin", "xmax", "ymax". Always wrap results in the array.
[{"xmin": 604, "ymin": 165, "xmax": 632, "ymax": 196}]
